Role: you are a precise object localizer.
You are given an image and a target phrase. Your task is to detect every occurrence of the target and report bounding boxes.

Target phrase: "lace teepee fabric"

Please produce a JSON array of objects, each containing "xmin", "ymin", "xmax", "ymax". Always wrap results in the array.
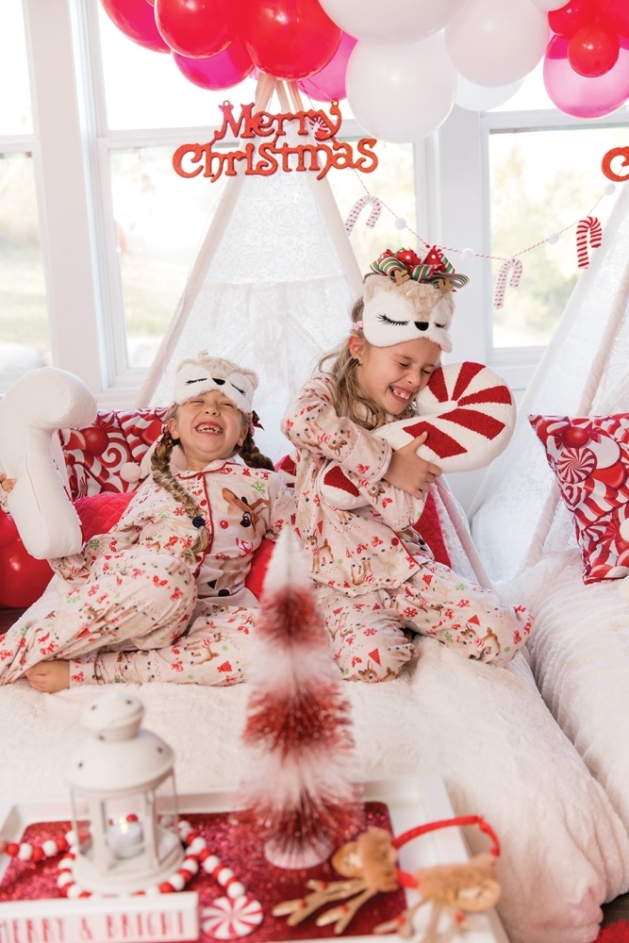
[
  {"xmin": 471, "ymin": 184, "xmax": 629, "ymax": 582},
  {"xmin": 143, "ymin": 163, "xmax": 362, "ymax": 463}
]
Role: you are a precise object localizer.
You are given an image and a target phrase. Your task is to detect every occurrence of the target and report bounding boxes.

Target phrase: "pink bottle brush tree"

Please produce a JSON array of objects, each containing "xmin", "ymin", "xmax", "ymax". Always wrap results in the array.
[{"xmin": 237, "ymin": 527, "xmax": 362, "ymax": 869}]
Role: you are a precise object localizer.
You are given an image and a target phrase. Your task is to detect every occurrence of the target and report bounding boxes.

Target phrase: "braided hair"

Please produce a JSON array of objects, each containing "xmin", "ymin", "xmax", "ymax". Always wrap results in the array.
[
  {"xmin": 150, "ymin": 424, "xmax": 209, "ymax": 563},
  {"xmin": 150, "ymin": 407, "xmax": 274, "ymax": 560},
  {"xmin": 236, "ymin": 411, "xmax": 275, "ymax": 471}
]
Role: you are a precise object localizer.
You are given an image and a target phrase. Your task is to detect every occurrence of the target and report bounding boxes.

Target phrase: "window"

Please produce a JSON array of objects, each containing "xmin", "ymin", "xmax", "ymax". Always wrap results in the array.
[{"xmin": 0, "ymin": 0, "xmax": 49, "ymax": 380}]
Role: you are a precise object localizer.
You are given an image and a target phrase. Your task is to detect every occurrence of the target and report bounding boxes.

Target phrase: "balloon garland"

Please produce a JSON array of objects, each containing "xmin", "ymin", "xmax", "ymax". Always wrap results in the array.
[{"xmin": 100, "ymin": 0, "xmax": 629, "ymax": 133}]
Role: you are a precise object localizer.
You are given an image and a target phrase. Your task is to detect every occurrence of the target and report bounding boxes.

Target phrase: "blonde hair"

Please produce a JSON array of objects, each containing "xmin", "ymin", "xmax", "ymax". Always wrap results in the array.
[
  {"xmin": 150, "ymin": 404, "xmax": 275, "ymax": 562},
  {"xmin": 318, "ymin": 298, "xmax": 418, "ymax": 430}
]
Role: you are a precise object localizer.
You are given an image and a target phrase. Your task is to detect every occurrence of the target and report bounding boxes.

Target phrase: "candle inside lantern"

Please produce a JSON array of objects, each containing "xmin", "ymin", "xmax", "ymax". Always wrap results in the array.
[{"xmin": 106, "ymin": 816, "xmax": 144, "ymax": 859}]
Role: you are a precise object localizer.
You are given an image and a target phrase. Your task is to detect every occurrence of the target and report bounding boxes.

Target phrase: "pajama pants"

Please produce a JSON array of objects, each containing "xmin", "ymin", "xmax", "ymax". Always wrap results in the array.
[
  {"xmin": 0, "ymin": 549, "xmax": 255, "ymax": 687},
  {"xmin": 315, "ymin": 558, "xmax": 532, "ymax": 682}
]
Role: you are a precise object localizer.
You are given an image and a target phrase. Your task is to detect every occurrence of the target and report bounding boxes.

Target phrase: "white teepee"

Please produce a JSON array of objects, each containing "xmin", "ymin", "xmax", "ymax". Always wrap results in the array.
[
  {"xmin": 136, "ymin": 76, "xmax": 489, "ymax": 588},
  {"xmin": 136, "ymin": 77, "xmax": 362, "ymax": 463},
  {"xmin": 470, "ymin": 182, "xmax": 629, "ymax": 582}
]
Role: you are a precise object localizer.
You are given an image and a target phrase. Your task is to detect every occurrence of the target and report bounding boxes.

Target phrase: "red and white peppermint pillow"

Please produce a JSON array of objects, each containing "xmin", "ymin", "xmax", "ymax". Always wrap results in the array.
[
  {"xmin": 376, "ymin": 362, "xmax": 515, "ymax": 473},
  {"xmin": 530, "ymin": 413, "xmax": 629, "ymax": 583}
]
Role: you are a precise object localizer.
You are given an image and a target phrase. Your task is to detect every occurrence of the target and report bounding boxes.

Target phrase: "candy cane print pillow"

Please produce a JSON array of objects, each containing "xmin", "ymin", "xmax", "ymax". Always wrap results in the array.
[
  {"xmin": 376, "ymin": 362, "xmax": 516, "ymax": 473},
  {"xmin": 530, "ymin": 413, "xmax": 629, "ymax": 583}
]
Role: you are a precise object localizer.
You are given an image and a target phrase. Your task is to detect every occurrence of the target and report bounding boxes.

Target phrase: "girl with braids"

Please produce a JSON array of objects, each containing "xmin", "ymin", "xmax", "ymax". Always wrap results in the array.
[{"xmin": 0, "ymin": 354, "xmax": 294, "ymax": 692}]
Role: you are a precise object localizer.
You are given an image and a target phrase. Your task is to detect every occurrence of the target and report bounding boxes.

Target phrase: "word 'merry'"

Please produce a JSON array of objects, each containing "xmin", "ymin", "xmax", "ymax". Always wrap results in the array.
[{"xmin": 173, "ymin": 100, "xmax": 378, "ymax": 182}]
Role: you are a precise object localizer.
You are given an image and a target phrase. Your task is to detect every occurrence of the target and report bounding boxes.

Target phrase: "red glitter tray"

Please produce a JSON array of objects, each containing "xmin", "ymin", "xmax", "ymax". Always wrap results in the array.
[{"xmin": 0, "ymin": 775, "xmax": 508, "ymax": 943}]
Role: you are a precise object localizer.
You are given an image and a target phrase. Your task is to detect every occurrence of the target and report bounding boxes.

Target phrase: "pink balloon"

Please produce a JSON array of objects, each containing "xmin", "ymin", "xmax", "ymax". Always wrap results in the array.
[
  {"xmin": 100, "ymin": 0, "xmax": 170, "ymax": 52},
  {"xmin": 297, "ymin": 33, "xmax": 357, "ymax": 101},
  {"xmin": 544, "ymin": 33, "xmax": 629, "ymax": 116},
  {"xmin": 174, "ymin": 35, "xmax": 254, "ymax": 89}
]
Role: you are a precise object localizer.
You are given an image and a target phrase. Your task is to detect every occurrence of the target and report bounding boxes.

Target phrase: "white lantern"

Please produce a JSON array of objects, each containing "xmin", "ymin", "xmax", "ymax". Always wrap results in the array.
[{"xmin": 64, "ymin": 691, "xmax": 184, "ymax": 894}]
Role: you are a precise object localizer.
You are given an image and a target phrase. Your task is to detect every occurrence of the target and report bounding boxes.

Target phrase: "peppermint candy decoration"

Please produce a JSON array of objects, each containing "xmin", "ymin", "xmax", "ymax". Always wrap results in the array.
[
  {"xmin": 376, "ymin": 362, "xmax": 516, "ymax": 474},
  {"xmin": 576, "ymin": 216, "xmax": 602, "ymax": 269},
  {"xmin": 493, "ymin": 257, "xmax": 523, "ymax": 309},
  {"xmin": 202, "ymin": 896, "xmax": 264, "ymax": 940},
  {"xmin": 556, "ymin": 447, "xmax": 597, "ymax": 484},
  {"xmin": 344, "ymin": 194, "xmax": 382, "ymax": 235}
]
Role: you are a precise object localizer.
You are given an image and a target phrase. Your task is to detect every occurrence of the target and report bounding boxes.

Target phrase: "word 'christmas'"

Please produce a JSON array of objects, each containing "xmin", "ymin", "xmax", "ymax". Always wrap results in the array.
[{"xmin": 173, "ymin": 100, "xmax": 378, "ymax": 182}]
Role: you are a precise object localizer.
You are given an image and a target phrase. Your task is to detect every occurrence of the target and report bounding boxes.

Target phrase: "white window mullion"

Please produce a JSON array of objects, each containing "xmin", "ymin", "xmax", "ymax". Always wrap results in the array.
[
  {"xmin": 436, "ymin": 105, "xmax": 488, "ymax": 365},
  {"xmin": 22, "ymin": 0, "xmax": 103, "ymax": 390}
]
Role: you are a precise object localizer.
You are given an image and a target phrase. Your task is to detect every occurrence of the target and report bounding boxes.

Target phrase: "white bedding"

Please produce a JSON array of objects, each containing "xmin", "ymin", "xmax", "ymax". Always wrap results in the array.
[
  {"xmin": 511, "ymin": 550, "xmax": 629, "ymax": 830},
  {"xmin": 1, "ymin": 609, "xmax": 628, "ymax": 943}
]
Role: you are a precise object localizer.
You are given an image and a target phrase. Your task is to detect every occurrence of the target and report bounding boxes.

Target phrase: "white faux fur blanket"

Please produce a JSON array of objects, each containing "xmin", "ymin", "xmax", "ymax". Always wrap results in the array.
[
  {"xmin": 514, "ymin": 550, "xmax": 629, "ymax": 831},
  {"xmin": 1, "ymin": 637, "xmax": 628, "ymax": 943}
]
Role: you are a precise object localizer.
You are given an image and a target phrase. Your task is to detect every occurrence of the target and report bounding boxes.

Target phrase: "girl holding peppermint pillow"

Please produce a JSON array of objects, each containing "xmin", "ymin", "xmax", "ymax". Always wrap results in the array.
[{"xmin": 281, "ymin": 247, "xmax": 531, "ymax": 682}]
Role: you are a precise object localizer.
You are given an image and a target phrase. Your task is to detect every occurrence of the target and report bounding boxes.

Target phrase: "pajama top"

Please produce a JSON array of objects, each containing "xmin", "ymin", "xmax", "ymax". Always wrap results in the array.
[
  {"xmin": 281, "ymin": 372, "xmax": 429, "ymax": 595},
  {"xmin": 56, "ymin": 457, "xmax": 295, "ymax": 602}
]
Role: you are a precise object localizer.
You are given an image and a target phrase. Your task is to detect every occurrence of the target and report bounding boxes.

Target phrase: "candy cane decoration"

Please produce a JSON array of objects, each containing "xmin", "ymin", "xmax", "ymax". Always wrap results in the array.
[
  {"xmin": 493, "ymin": 257, "xmax": 523, "ymax": 309},
  {"xmin": 576, "ymin": 216, "xmax": 602, "ymax": 268},
  {"xmin": 344, "ymin": 195, "xmax": 382, "ymax": 235}
]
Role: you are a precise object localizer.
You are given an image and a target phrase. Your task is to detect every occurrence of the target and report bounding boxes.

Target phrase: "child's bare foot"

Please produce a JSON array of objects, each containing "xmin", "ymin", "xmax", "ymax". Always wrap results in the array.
[{"xmin": 25, "ymin": 661, "xmax": 70, "ymax": 693}]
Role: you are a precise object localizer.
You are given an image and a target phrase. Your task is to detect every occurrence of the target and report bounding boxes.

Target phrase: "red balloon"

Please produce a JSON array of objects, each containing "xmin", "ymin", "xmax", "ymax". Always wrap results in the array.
[
  {"xmin": 548, "ymin": 0, "xmax": 596, "ymax": 38},
  {"xmin": 100, "ymin": 0, "xmax": 170, "ymax": 52},
  {"xmin": 241, "ymin": 0, "xmax": 342, "ymax": 80},
  {"xmin": 596, "ymin": 0, "xmax": 629, "ymax": 39},
  {"xmin": 0, "ymin": 515, "xmax": 52, "ymax": 609},
  {"xmin": 155, "ymin": 0, "xmax": 238, "ymax": 57},
  {"xmin": 174, "ymin": 35, "xmax": 254, "ymax": 89},
  {"xmin": 568, "ymin": 22, "xmax": 620, "ymax": 76}
]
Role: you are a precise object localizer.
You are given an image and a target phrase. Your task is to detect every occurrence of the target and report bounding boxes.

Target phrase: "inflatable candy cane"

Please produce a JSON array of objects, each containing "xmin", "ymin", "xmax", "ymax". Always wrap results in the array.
[
  {"xmin": 493, "ymin": 257, "xmax": 523, "ymax": 309},
  {"xmin": 344, "ymin": 195, "xmax": 382, "ymax": 235},
  {"xmin": 576, "ymin": 215, "xmax": 602, "ymax": 268}
]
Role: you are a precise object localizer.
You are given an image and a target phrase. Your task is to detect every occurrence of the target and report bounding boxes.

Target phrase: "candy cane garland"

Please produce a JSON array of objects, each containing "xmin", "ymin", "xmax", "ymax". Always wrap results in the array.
[
  {"xmin": 344, "ymin": 194, "xmax": 382, "ymax": 235},
  {"xmin": 493, "ymin": 257, "xmax": 523, "ymax": 309},
  {"xmin": 576, "ymin": 216, "xmax": 602, "ymax": 268}
]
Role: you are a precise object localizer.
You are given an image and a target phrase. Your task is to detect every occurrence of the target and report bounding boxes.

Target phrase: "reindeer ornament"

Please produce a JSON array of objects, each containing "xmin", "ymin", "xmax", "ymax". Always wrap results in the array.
[{"xmin": 273, "ymin": 815, "xmax": 501, "ymax": 943}]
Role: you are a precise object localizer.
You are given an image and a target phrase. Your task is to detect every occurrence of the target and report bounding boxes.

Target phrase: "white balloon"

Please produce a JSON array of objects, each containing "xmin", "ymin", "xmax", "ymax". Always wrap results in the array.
[
  {"xmin": 346, "ymin": 33, "xmax": 456, "ymax": 143},
  {"xmin": 318, "ymin": 0, "xmax": 471, "ymax": 45},
  {"xmin": 445, "ymin": 0, "xmax": 548, "ymax": 87},
  {"xmin": 529, "ymin": 0, "xmax": 566, "ymax": 9},
  {"xmin": 455, "ymin": 74, "xmax": 523, "ymax": 111}
]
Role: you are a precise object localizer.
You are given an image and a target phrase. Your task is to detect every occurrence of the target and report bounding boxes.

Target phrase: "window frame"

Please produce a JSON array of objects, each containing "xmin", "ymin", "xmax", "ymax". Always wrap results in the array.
[{"xmin": 436, "ymin": 103, "xmax": 629, "ymax": 393}]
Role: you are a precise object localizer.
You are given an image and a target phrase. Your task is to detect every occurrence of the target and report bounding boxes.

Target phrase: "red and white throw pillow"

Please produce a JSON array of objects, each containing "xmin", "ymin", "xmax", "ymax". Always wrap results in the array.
[{"xmin": 530, "ymin": 413, "xmax": 629, "ymax": 583}]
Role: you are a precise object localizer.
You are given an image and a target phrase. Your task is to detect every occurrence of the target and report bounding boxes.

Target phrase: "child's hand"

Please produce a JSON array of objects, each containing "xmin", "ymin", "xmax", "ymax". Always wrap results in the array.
[
  {"xmin": 383, "ymin": 432, "xmax": 442, "ymax": 498},
  {"xmin": 0, "ymin": 474, "xmax": 16, "ymax": 493},
  {"xmin": 25, "ymin": 661, "xmax": 70, "ymax": 693}
]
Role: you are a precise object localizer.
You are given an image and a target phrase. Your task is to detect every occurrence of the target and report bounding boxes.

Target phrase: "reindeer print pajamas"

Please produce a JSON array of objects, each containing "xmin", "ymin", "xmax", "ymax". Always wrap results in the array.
[
  {"xmin": 282, "ymin": 373, "xmax": 531, "ymax": 681},
  {"xmin": 0, "ymin": 460, "xmax": 294, "ymax": 687}
]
